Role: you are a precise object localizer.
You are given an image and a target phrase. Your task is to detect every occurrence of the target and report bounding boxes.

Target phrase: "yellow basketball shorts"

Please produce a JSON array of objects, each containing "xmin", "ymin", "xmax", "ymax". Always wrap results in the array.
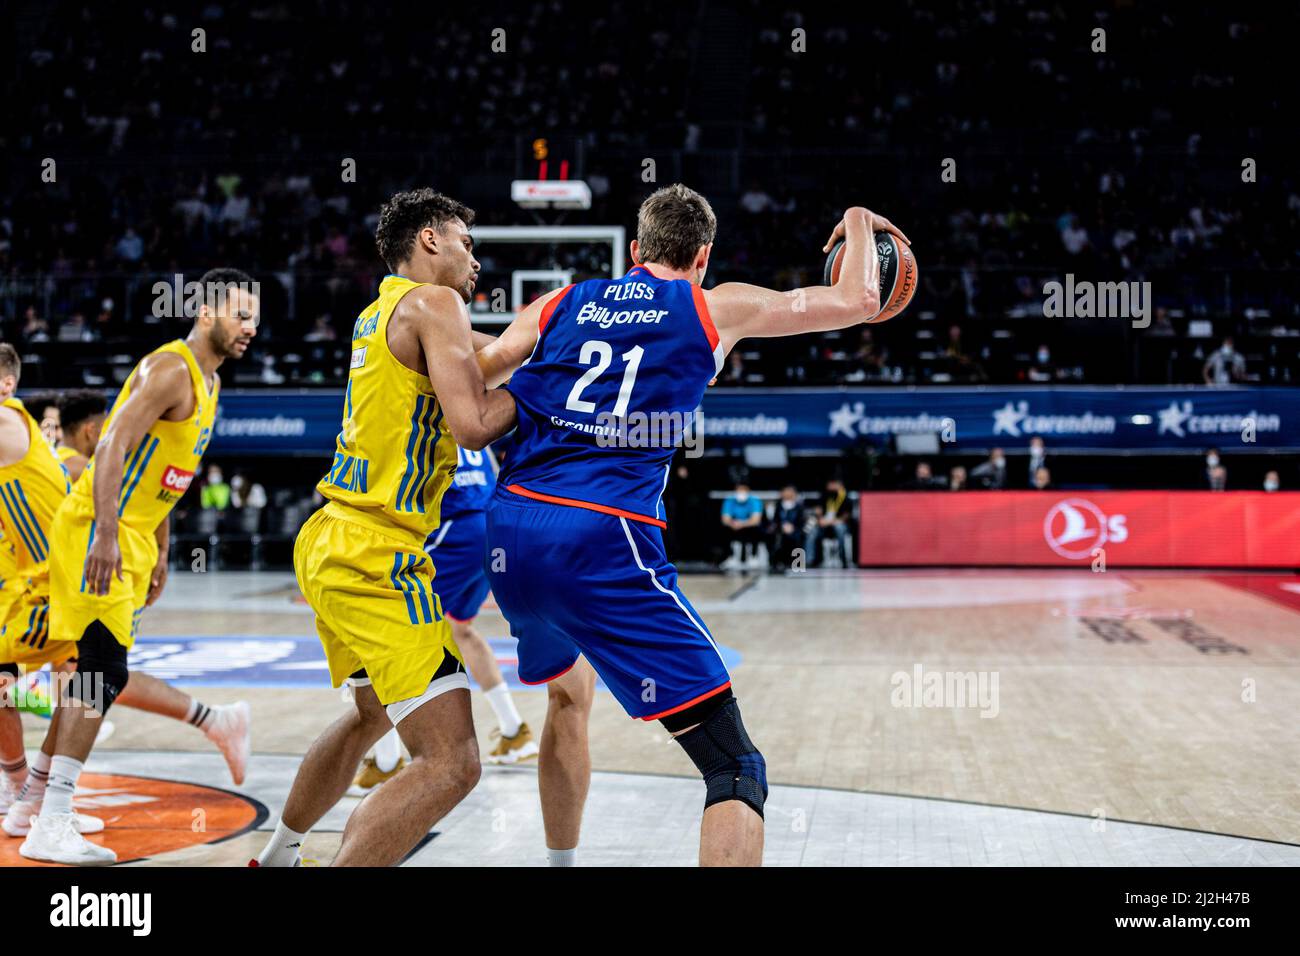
[
  {"xmin": 294, "ymin": 504, "xmax": 462, "ymax": 707},
  {"xmin": 48, "ymin": 502, "xmax": 156, "ymax": 651},
  {"xmin": 0, "ymin": 576, "xmax": 22, "ymax": 631},
  {"xmin": 0, "ymin": 576, "xmax": 76, "ymax": 669}
]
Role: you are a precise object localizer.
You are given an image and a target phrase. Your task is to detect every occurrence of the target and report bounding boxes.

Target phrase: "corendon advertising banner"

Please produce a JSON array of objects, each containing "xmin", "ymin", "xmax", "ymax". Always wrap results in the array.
[{"xmin": 857, "ymin": 491, "xmax": 1300, "ymax": 567}]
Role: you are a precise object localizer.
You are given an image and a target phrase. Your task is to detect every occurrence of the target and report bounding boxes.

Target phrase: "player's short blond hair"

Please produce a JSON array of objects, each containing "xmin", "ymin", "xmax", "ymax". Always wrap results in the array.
[
  {"xmin": 0, "ymin": 343, "xmax": 20, "ymax": 385},
  {"xmin": 636, "ymin": 184, "xmax": 717, "ymax": 270}
]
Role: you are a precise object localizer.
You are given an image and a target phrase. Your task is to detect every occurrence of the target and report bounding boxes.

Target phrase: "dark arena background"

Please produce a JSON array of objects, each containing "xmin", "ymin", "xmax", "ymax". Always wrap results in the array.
[{"xmin": 0, "ymin": 0, "xmax": 1297, "ymax": 912}]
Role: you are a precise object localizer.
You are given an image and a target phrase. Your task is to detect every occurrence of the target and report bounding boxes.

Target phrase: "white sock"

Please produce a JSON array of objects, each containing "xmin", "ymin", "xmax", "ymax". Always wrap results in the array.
[
  {"xmin": 373, "ymin": 729, "xmax": 401, "ymax": 773},
  {"xmin": 258, "ymin": 820, "xmax": 309, "ymax": 866},
  {"xmin": 18, "ymin": 750, "xmax": 51, "ymax": 804},
  {"xmin": 42, "ymin": 754, "xmax": 83, "ymax": 817},
  {"xmin": 186, "ymin": 698, "xmax": 216, "ymax": 732},
  {"xmin": 547, "ymin": 847, "xmax": 576, "ymax": 867},
  {"xmin": 484, "ymin": 683, "xmax": 522, "ymax": 738},
  {"xmin": 1, "ymin": 752, "xmax": 28, "ymax": 788}
]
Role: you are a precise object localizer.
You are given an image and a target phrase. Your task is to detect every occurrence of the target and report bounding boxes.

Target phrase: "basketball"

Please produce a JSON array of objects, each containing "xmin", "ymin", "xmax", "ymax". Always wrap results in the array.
[{"xmin": 823, "ymin": 232, "xmax": 918, "ymax": 323}]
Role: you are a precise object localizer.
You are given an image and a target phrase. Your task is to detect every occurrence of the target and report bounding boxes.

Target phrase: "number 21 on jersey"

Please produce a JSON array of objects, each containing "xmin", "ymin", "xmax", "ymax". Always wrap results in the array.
[{"xmin": 565, "ymin": 341, "xmax": 644, "ymax": 418}]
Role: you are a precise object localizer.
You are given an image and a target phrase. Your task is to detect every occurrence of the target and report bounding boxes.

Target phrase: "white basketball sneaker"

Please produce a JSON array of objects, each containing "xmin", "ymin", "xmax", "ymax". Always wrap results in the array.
[
  {"xmin": 19, "ymin": 812, "xmax": 116, "ymax": 865},
  {"xmin": 205, "ymin": 701, "xmax": 251, "ymax": 785},
  {"xmin": 2, "ymin": 798, "xmax": 104, "ymax": 836}
]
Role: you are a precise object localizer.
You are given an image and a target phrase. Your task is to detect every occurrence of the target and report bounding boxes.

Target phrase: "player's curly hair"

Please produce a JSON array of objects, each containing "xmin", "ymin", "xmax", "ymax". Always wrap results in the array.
[
  {"xmin": 636, "ymin": 183, "xmax": 717, "ymax": 270},
  {"xmin": 375, "ymin": 189, "xmax": 476, "ymax": 272},
  {"xmin": 57, "ymin": 388, "xmax": 109, "ymax": 434}
]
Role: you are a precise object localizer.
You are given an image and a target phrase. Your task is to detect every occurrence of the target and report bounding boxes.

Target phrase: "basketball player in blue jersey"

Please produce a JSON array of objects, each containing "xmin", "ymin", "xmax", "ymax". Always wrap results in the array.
[
  {"xmin": 351, "ymin": 444, "xmax": 536, "ymax": 792},
  {"xmin": 474, "ymin": 184, "xmax": 906, "ymax": 866}
]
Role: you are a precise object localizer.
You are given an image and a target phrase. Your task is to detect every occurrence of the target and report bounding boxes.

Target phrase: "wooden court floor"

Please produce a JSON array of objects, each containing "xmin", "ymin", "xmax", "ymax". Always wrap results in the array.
[{"xmin": 14, "ymin": 568, "xmax": 1300, "ymax": 861}]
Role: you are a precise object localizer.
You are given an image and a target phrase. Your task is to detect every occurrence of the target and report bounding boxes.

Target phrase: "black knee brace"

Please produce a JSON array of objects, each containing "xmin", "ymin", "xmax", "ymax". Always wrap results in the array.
[
  {"xmin": 72, "ymin": 621, "xmax": 129, "ymax": 713},
  {"xmin": 672, "ymin": 698, "xmax": 768, "ymax": 818}
]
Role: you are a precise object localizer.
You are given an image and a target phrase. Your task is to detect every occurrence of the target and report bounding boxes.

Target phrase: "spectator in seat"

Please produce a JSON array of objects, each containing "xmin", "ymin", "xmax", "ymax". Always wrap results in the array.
[
  {"xmin": 305, "ymin": 315, "xmax": 337, "ymax": 342},
  {"xmin": 57, "ymin": 311, "xmax": 96, "ymax": 342},
  {"xmin": 970, "ymin": 447, "xmax": 1007, "ymax": 489},
  {"xmin": 1027, "ymin": 436, "xmax": 1048, "ymax": 485},
  {"xmin": 1209, "ymin": 465, "xmax": 1228, "ymax": 492},
  {"xmin": 808, "ymin": 478, "xmax": 853, "ymax": 567},
  {"xmin": 769, "ymin": 485, "xmax": 806, "ymax": 571},
  {"xmin": 1032, "ymin": 466, "xmax": 1053, "ymax": 490},
  {"xmin": 904, "ymin": 461, "xmax": 945, "ymax": 490},
  {"xmin": 948, "ymin": 465, "xmax": 968, "ymax": 491},
  {"xmin": 1203, "ymin": 337, "xmax": 1246, "ymax": 385},
  {"xmin": 27, "ymin": 392, "xmax": 62, "ymax": 448},
  {"xmin": 21, "ymin": 307, "xmax": 51, "ymax": 343},
  {"xmin": 200, "ymin": 464, "xmax": 232, "ymax": 533},
  {"xmin": 1203, "ymin": 448, "xmax": 1222, "ymax": 488},
  {"xmin": 720, "ymin": 482, "xmax": 765, "ymax": 569},
  {"xmin": 231, "ymin": 472, "xmax": 268, "ymax": 534},
  {"xmin": 1027, "ymin": 345, "xmax": 1056, "ymax": 383},
  {"xmin": 1263, "ymin": 470, "xmax": 1280, "ymax": 492}
]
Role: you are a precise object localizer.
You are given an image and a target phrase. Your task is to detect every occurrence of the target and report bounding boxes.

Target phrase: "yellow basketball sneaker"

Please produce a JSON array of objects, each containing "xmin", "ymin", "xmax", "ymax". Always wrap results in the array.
[
  {"xmin": 349, "ymin": 755, "xmax": 405, "ymax": 795},
  {"xmin": 487, "ymin": 722, "xmax": 539, "ymax": 765}
]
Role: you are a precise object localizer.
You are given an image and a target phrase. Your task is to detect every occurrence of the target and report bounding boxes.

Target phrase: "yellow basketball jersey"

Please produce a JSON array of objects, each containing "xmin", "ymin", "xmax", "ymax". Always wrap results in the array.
[
  {"xmin": 0, "ymin": 398, "xmax": 71, "ymax": 576},
  {"xmin": 0, "ymin": 530, "xmax": 15, "ymax": 580},
  {"xmin": 56, "ymin": 445, "xmax": 78, "ymax": 465},
  {"xmin": 316, "ymin": 275, "xmax": 458, "ymax": 545},
  {"xmin": 0, "ymin": 531, "xmax": 16, "ymax": 613},
  {"xmin": 67, "ymin": 340, "xmax": 218, "ymax": 534}
]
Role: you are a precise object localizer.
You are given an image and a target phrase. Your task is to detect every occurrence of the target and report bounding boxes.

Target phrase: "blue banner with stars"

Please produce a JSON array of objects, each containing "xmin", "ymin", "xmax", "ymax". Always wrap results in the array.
[
  {"xmin": 697, "ymin": 386, "xmax": 1300, "ymax": 451},
  {"xmin": 204, "ymin": 387, "xmax": 1300, "ymax": 454}
]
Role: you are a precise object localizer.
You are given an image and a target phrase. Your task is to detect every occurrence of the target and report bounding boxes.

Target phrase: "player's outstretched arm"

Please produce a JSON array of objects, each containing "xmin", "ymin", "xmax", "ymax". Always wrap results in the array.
[
  {"xmin": 706, "ymin": 207, "xmax": 905, "ymax": 354},
  {"xmin": 405, "ymin": 285, "xmax": 518, "ymax": 450},
  {"xmin": 473, "ymin": 284, "xmax": 568, "ymax": 388},
  {"xmin": 83, "ymin": 353, "xmax": 190, "ymax": 595}
]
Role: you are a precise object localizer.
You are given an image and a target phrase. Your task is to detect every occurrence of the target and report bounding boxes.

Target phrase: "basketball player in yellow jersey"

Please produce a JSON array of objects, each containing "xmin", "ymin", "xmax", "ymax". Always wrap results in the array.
[
  {"xmin": 16, "ymin": 269, "xmax": 260, "ymax": 865},
  {"xmin": 0, "ymin": 368, "xmax": 250, "ymax": 839},
  {"xmin": 54, "ymin": 389, "xmax": 108, "ymax": 483},
  {"xmin": 256, "ymin": 189, "xmax": 517, "ymax": 868}
]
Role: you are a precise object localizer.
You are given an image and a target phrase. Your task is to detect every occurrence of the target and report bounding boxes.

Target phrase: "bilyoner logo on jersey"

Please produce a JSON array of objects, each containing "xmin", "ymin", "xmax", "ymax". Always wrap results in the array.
[{"xmin": 1043, "ymin": 497, "xmax": 1128, "ymax": 560}]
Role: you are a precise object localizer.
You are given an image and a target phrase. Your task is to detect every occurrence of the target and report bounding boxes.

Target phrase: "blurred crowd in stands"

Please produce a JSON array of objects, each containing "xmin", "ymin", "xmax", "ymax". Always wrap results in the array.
[
  {"xmin": 4, "ymin": 2, "xmax": 1296, "ymax": 570},
  {"xmin": 2, "ymin": 2, "xmax": 1297, "ymax": 389}
]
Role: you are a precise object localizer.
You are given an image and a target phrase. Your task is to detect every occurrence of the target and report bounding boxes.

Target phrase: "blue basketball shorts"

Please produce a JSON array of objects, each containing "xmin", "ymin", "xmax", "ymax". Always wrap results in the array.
[
  {"xmin": 425, "ymin": 511, "xmax": 493, "ymax": 623},
  {"xmin": 485, "ymin": 488, "xmax": 732, "ymax": 720}
]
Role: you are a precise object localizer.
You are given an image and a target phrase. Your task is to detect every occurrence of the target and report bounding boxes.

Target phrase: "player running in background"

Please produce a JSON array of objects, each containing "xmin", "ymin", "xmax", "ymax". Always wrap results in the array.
[
  {"xmin": 0, "ymin": 343, "xmax": 251, "ymax": 839},
  {"xmin": 474, "ymin": 184, "xmax": 903, "ymax": 866},
  {"xmin": 54, "ymin": 390, "xmax": 108, "ymax": 482},
  {"xmin": 352, "ymin": 444, "xmax": 535, "ymax": 793},
  {"xmin": 17, "ymin": 271, "xmax": 260, "ymax": 865}
]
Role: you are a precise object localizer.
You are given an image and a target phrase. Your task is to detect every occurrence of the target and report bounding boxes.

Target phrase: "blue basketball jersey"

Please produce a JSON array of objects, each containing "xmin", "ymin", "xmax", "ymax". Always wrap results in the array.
[
  {"xmin": 499, "ymin": 265, "xmax": 723, "ymax": 526},
  {"xmin": 441, "ymin": 445, "xmax": 497, "ymax": 519}
]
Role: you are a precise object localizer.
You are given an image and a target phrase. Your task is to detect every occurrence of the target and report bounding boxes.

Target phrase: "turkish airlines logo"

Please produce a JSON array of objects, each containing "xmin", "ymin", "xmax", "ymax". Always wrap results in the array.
[
  {"xmin": 160, "ymin": 466, "xmax": 195, "ymax": 492},
  {"xmin": 1043, "ymin": 498, "xmax": 1128, "ymax": 560}
]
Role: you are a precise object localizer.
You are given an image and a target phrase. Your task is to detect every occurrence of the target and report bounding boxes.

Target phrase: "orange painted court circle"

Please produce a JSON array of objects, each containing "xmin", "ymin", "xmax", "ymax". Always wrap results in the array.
[{"xmin": 1, "ymin": 773, "xmax": 265, "ymax": 867}]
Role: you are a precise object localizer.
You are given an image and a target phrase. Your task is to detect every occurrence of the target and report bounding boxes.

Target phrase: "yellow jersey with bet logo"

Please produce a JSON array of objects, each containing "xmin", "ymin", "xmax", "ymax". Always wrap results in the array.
[
  {"xmin": 0, "ymin": 398, "xmax": 71, "ymax": 580},
  {"xmin": 315, "ymin": 274, "xmax": 458, "ymax": 548},
  {"xmin": 65, "ymin": 339, "xmax": 217, "ymax": 534}
]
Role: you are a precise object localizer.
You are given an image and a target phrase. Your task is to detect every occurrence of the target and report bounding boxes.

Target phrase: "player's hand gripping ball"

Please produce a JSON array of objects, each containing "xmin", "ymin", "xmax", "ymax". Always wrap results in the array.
[{"xmin": 824, "ymin": 231, "xmax": 918, "ymax": 323}]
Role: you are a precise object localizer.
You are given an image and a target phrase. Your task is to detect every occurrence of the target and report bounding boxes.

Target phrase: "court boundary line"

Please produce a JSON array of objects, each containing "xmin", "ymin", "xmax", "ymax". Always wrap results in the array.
[{"xmin": 91, "ymin": 751, "xmax": 1300, "ymax": 852}]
